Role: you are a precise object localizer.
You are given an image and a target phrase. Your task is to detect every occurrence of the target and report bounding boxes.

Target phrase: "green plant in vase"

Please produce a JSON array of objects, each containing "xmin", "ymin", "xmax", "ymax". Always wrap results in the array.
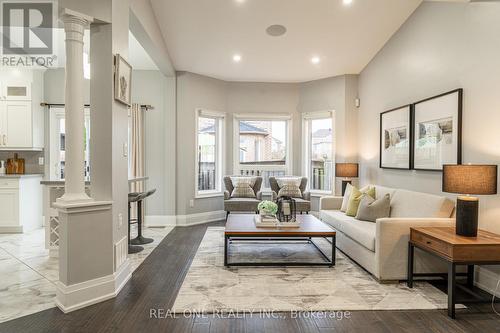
[{"xmin": 258, "ymin": 200, "xmax": 278, "ymax": 219}]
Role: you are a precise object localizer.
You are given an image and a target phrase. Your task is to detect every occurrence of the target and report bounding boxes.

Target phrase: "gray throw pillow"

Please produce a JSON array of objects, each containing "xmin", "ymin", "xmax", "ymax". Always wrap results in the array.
[{"xmin": 355, "ymin": 193, "xmax": 391, "ymax": 222}]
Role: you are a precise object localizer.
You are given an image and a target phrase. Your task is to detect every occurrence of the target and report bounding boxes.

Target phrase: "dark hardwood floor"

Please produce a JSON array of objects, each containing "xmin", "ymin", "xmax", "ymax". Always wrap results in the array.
[{"xmin": 1, "ymin": 221, "xmax": 499, "ymax": 333}]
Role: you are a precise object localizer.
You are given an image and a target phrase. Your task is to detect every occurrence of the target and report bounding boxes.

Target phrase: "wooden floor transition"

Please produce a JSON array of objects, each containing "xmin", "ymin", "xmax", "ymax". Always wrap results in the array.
[{"xmin": 1, "ymin": 221, "xmax": 499, "ymax": 333}]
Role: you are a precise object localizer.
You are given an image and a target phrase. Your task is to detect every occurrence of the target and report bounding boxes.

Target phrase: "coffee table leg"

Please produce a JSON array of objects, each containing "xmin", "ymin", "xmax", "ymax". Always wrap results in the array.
[
  {"xmin": 331, "ymin": 235, "xmax": 336, "ymax": 266},
  {"xmin": 407, "ymin": 243, "xmax": 414, "ymax": 288},
  {"xmin": 224, "ymin": 235, "xmax": 228, "ymax": 267},
  {"xmin": 467, "ymin": 264, "xmax": 474, "ymax": 288},
  {"xmin": 448, "ymin": 262, "xmax": 456, "ymax": 319}
]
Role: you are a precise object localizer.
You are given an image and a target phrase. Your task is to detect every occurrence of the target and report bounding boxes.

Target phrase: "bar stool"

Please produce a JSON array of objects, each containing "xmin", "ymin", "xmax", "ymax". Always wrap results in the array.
[{"xmin": 128, "ymin": 189, "xmax": 156, "ymax": 253}]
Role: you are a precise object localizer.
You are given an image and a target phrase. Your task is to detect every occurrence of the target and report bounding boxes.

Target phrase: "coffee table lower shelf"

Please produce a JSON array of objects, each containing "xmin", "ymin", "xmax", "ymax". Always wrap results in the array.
[{"xmin": 223, "ymin": 235, "xmax": 336, "ymax": 267}]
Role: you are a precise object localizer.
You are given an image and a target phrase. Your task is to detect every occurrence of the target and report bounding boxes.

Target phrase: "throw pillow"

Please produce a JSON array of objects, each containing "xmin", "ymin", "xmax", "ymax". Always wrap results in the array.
[
  {"xmin": 230, "ymin": 177, "xmax": 257, "ymax": 198},
  {"xmin": 231, "ymin": 183, "xmax": 256, "ymax": 198},
  {"xmin": 276, "ymin": 177, "xmax": 303, "ymax": 198},
  {"xmin": 340, "ymin": 183, "xmax": 353, "ymax": 212},
  {"xmin": 345, "ymin": 186, "xmax": 376, "ymax": 217},
  {"xmin": 355, "ymin": 193, "xmax": 391, "ymax": 222}
]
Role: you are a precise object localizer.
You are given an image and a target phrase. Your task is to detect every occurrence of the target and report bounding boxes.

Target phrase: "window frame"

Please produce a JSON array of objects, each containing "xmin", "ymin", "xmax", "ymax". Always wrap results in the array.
[
  {"xmin": 49, "ymin": 107, "xmax": 91, "ymax": 181},
  {"xmin": 195, "ymin": 108, "xmax": 225, "ymax": 198},
  {"xmin": 302, "ymin": 110, "xmax": 335, "ymax": 195},
  {"xmin": 232, "ymin": 113, "xmax": 293, "ymax": 189}
]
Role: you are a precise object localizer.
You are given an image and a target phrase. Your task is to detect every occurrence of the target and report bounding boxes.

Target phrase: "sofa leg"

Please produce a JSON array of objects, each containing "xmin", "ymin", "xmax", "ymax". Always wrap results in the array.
[
  {"xmin": 306, "ymin": 211, "xmax": 309, "ymax": 214},
  {"xmin": 226, "ymin": 211, "xmax": 229, "ymax": 220}
]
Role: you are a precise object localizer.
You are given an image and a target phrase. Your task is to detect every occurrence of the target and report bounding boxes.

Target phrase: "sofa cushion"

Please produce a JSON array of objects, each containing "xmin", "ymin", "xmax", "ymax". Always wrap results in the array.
[
  {"xmin": 390, "ymin": 189, "xmax": 455, "ymax": 218},
  {"xmin": 346, "ymin": 186, "xmax": 375, "ymax": 217},
  {"xmin": 355, "ymin": 193, "xmax": 391, "ymax": 222},
  {"xmin": 293, "ymin": 198, "xmax": 311, "ymax": 212},
  {"xmin": 231, "ymin": 183, "xmax": 256, "ymax": 198},
  {"xmin": 320, "ymin": 210, "xmax": 375, "ymax": 251},
  {"xmin": 276, "ymin": 177, "xmax": 303, "ymax": 198},
  {"xmin": 224, "ymin": 198, "xmax": 260, "ymax": 212},
  {"xmin": 340, "ymin": 183, "xmax": 353, "ymax": 212}
]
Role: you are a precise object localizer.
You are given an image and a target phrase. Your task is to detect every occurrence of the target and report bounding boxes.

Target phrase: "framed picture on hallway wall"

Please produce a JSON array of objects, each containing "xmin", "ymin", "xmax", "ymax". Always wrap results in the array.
[
  {"xmin": 114, "ymin": 54, "xmax": 132, "ymax": 106},
  {"xmin": 412, "ymin": 89, "xmax": 462, "ymax": 171},
  {"xmin": 379, "ymin": 105, "xmax": 412, "ymax": 170}
]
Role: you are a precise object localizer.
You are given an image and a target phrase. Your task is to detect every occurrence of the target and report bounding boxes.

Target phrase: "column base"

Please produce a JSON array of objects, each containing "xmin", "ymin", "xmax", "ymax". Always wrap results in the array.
[
  {"xmin": 55, "ymin": 259, "xmax": 131, "ymax": 313},
  {"xmin": 57, "ymin": 192, "xmax": 93, "ymax": 205}
]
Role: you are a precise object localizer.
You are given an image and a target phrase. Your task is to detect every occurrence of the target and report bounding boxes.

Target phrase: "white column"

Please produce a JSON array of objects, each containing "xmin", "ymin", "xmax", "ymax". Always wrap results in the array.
[{"xmin": 58, "ymin": 10, "xmax": 92, "ymax": 203}]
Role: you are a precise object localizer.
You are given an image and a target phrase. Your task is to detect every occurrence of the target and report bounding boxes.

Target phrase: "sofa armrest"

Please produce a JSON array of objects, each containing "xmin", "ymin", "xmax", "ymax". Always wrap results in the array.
[
  {"xmin": 256, "ymin": 191, "xmax": 262, "ymax": 200},
  {"xmin": 319, "ymin": 196, "xmax": 343, "ymax": 211},
  {"xmin": 302, "ymin": 191, "xmax": 311, "ymax": 201},
  {"xmin": 224, "ymin": 190, "xmax": 231, "ymax": 200},
  {"xmin": 375, "ymin": 217, "xmax": 454, "ymax": 280}
]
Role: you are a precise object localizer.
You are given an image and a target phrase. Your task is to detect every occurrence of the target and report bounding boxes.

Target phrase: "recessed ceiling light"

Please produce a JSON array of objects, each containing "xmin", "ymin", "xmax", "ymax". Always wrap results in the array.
[
  {"xmin": 343, "ymin": 0, "xmax": 353, "ymax": 5},
  {"xmin": 233, "ymin": 54, "xmax": 242, "ymax": 63},
  {"xmin": 235, "ymin": 0, "xmax": 246, "ymax": 3},
  {"xmin": 311, "ymin": 56, "xmax": 320, "ymax": 64},
  {"xmin": 266, "ymin": 25, "xmax": 287, "ymax": 37}
]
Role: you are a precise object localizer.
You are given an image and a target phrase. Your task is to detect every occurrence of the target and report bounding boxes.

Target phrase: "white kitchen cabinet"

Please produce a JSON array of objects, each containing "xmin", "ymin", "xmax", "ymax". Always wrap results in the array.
[
  {"xmin": 0, "ymin": 176, "xmax": 42, "ymax": 233},
  {"xmin": 1, "ymin": 81, "xmax": 31, "ymax": 100},
  {"xmin": 0, "ymin": 101, "xmax": 32, "ymax": 148}
]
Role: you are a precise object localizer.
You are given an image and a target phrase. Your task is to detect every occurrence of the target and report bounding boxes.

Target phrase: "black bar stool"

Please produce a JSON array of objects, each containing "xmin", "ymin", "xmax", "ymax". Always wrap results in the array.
[{"xmin": 128, "ymin": 189, "xmax": 156, "ymax": 253}]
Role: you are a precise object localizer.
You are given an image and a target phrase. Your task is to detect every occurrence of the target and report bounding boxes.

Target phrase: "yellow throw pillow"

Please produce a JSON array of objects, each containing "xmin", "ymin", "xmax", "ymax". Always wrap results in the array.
[{"xmin": 346, "ymin": 186, "xmax": 376, "ymax": 217}]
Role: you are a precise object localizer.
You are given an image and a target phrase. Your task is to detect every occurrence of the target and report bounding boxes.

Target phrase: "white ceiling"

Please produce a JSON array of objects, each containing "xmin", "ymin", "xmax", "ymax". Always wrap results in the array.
[{"xmin": 150, "ymin": 0, "xmax": 425, "ymax": 82}]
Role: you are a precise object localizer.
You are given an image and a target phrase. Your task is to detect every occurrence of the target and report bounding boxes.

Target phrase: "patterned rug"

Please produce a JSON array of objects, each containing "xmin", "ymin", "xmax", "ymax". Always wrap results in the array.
[{"xmin": 172, "ymin": 227, "xmax": 459, "ymax": 312}]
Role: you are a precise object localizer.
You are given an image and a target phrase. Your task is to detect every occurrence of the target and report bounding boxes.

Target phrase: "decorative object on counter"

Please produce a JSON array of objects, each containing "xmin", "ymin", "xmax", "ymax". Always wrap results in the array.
[
  {"xmin": 442, "ymin": 164, "xmax": 498, "ymax": 237},
  {"xmin": 276, "ymin": 196, "xmax": 297, "ymax": 223},
  {"xmin": 0, "ymin": 160, "xmax": 5, "ymax": 175},
  {"xmin": 335, "ymin": 163, "xmax": 359, "ymax": 195},
  {"xmin": 413, "ymin": 89, "xmax": 462, "ymax": 171},
  {"xmin": 114, "ymin": 54, "xmax": 132, "ymax": 106},
  {"xmin": 380, "ymin": 105, "xmax": 411, "ymax": 170},
  {"xmin": 6, "ymin": 153, "xmax": 25, "ymax": 174}
]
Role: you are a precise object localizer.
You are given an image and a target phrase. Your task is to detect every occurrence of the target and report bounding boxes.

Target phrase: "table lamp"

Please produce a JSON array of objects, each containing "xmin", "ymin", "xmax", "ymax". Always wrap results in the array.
[
  {"xmin": 336, "ymin": 163, "xmax": 359, "ymax": 196},
  {"xmin": 442, "ymin": 164, "xmax": 498, "ymax": 237}
]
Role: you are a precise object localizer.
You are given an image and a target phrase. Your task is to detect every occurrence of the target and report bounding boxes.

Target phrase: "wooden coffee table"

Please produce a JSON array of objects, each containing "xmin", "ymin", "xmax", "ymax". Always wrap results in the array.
[{"xmin": 224, "ymin": 214, "xmax": 336, "ymax": 267}]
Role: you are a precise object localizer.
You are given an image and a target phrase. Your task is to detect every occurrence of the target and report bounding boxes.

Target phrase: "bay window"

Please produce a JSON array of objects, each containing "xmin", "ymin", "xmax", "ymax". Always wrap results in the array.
[
  {"xmin": 196, "ymin": 109, "xmax": 225, "ymax": 197},
  {"xmin": 303, "ymin": 111, "xmax": 334, "ymax": 193},
  {"xmin": 233, "ymin": 114, "xmax": 291, "ymax": 188}
]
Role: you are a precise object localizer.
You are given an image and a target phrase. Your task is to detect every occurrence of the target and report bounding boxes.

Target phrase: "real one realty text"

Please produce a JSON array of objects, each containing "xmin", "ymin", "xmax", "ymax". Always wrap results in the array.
[{"xmin": 149, "ymin": 309, "xmax": 351, "ymax": 320}]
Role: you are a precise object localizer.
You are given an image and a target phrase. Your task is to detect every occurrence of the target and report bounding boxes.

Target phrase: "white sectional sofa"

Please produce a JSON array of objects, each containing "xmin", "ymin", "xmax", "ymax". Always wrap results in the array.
[{"xmin": 319, "ymin": 185, "xmax": 456, "ymax": 282}]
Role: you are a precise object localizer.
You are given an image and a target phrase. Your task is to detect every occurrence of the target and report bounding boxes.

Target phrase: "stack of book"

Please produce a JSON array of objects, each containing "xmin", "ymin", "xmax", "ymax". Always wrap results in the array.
[{"xmin": 254, "ymin": 214, "xmax": 279, "ymax": 227}]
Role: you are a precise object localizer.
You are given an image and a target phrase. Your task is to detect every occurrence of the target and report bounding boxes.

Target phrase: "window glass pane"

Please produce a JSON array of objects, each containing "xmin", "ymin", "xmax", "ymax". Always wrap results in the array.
[
  {"xmin": 310, "ymin": 118, "xmax": 333, "ymax": 191},
  {"xmin": 238, "ymin": 120, "xmax": 286, "ymax": 165},
  {"xmin": 198, "ymin": 117, "xmax": 217, "ymax": 191}
]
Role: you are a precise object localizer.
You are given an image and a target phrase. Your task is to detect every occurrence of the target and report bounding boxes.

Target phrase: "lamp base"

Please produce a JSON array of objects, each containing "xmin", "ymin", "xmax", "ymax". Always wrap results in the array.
[
  {"xmin": 341, "ymin": 180, "xmax": 352, "ymax": 196},
  {"xmin": 456, "ymin": 196, "xmax": 479, "ymax": 237}
]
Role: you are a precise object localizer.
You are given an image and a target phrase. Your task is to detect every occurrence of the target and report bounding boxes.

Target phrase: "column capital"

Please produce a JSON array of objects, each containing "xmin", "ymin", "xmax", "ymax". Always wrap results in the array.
[{"xmin": 60, "ymin": 8, "xmax": 94, "ymax": 28}]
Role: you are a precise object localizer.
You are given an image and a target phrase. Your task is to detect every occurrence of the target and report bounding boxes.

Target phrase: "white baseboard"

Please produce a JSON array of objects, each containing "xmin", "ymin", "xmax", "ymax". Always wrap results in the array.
[
  {"xmin": 176, "ymin": 210, "xmax": 226, "ymax": 227},
  {"xmin": 475, "ymin": 266, "xmax": 500, "ymax": 297},
  {"xmin": 55, "ymin": 259, "xmax": 132, "ymax": 313},
  {"xmin": 0, "ymin": 226, "xmax": 23, "ymax": 233},
  {"xmin": 145, "ymin": 215, "xmax": 177, "ymax": 227}
]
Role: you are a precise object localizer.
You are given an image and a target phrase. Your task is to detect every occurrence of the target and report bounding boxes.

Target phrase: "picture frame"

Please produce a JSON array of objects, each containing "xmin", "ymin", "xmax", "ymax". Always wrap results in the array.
[
  {"xmin": 412, "ymin": 89, "xmax": 462, "ymax": 171},
  {"xmin": 379, "ymin": 105, "xmax": 412, "ymax": 170},
  {"xmin": 114, "ymin": 54, "xmax": 132, "ymax": 106}
]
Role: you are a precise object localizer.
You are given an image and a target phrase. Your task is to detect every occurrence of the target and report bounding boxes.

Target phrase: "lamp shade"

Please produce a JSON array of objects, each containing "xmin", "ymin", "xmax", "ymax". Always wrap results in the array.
[
  {"xmin": 336, "ymin": 163, "xmax": 359, "ymax": 178},
  {"xmin": 442, "ymin": 164, "xmax": 497, "ymax": 195}
]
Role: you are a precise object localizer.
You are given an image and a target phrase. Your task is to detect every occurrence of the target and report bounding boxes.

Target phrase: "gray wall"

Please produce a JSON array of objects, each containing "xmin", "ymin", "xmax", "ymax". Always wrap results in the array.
[
  {"xmin": 358, "ymin": 2, "xmax": 500, "ymax": 272},
  {"xmin": 176, "ymin": 71, "xmax": 358, "ymax": 215}
]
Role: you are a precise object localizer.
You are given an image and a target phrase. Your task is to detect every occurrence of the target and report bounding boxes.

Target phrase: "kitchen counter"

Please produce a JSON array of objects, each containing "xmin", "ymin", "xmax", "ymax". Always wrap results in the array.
[{"xmin": 0, "ymin": 174, "xmax": 43, "ymax": 178}]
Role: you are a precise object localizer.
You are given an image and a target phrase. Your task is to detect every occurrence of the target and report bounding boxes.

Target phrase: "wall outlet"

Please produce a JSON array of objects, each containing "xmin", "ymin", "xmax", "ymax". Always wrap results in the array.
[
  {"xmin": 118, "ymin": 213, "xmax": 123, "ymax": 228},
  {"xmin": 189, "ymin": 199, "xmax": 194, "ymax": 208},
  {"xmin": 38, "ymin": 157, "xmax": 44, "ymax": 165}
]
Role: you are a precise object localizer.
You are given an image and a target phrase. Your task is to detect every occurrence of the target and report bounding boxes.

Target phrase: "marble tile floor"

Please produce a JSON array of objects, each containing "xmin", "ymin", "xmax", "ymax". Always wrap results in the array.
[{"xmin": 0, "ymin": 225, "xmax": 173, "ymax": 323}]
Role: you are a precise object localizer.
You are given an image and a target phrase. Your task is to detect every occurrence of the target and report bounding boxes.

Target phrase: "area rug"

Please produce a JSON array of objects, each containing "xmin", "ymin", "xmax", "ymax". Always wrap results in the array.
[{"xmin": 172, "ymin": 227, "xmax": 460, "ymax": 312}]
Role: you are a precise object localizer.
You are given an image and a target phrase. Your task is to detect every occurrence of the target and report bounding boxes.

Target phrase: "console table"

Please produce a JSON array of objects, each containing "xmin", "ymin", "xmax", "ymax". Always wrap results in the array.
[{"xmin": 407, "ymin": 226, "xmax": 500, "ymax": 318}]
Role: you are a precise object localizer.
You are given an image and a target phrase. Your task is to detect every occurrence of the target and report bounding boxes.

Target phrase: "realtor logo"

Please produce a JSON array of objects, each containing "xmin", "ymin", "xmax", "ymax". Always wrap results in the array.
[{"xmin": 2, "ymin": 1, "xmax": 53, "ymax": 55}]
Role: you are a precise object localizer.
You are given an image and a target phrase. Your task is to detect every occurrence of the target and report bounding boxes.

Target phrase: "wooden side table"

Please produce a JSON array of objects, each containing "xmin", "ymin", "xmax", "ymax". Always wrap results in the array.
[{"xmin": 407, "ymin": 227, "xmax": 500, "ymax": 318}]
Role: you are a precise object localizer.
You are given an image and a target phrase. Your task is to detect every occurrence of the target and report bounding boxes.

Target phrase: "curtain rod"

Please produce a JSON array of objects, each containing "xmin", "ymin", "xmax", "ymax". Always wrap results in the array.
[{"xmin": 40, "ymin": 102, "xmax": 154, "ymax": 110}]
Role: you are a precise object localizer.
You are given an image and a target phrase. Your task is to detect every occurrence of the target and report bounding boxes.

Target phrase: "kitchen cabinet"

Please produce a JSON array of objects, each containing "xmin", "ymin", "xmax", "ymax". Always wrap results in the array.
[
  {"xmin": 0, "ymin": 175, "xmax": 42, "ymax": 233},
  {"xmin": 0, "ymin": 77, "xmax": 43, "ymax": 150}
]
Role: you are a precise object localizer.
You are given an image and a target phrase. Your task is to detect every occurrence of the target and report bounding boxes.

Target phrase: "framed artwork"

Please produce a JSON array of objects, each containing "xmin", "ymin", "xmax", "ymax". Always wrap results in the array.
[
  {"xmin": 412, "ymin": 89, "xmax": 462, "ymax": 171},
  {"xmin": 379, "ymin": 105, "xmax": 412, "ymax": 170},
  {"xmin": 114, "ymin": 54, "xmax": 132, "ymax": 106}
]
